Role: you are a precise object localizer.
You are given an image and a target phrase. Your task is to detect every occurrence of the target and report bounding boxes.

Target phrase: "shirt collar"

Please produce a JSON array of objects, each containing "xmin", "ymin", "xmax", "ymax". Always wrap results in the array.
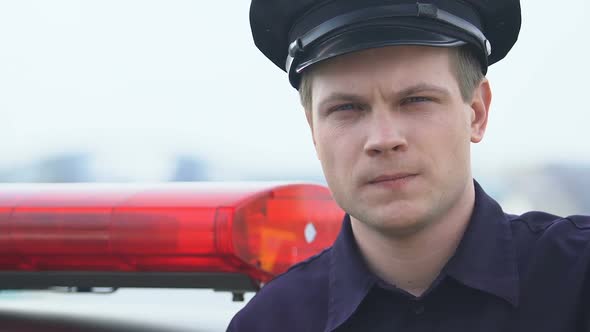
[
  {"xmin": 444, "ymin": 180, "xmax": 520, "ymax": 307},
  {"xmin": 324, "ymin": 180, "xmax": 520, "ymax": 332},
  {"xmin": 325, "ymin": 214, "xmax": 377, "ymax": 332}
]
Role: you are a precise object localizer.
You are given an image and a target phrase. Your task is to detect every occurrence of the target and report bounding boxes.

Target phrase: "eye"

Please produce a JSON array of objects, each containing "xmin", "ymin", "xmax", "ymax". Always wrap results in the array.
[
  {"xmin": 331, "ymin": 103, "xmax": 364, "ymax": 112},
  {"xmin": 402, "ymin": 96, "xmax": 432, "ymax": 105}
]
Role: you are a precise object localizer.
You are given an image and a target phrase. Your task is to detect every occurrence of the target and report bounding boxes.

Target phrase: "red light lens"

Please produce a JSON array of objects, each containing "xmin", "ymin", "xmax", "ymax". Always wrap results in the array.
[
  {"xmin": 0, "ymin": 183, "xmax": 344, "ymax": 287},
  {"xmin": 232, "ymin": 185, "xmax": 343, "ymax": 282}
]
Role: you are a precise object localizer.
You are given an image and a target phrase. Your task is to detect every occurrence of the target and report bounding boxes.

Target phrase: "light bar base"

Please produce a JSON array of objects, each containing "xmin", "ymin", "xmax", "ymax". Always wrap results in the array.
[{"xmin": 0, "ymin": 272, "xmax": 257, "ymax": 292}]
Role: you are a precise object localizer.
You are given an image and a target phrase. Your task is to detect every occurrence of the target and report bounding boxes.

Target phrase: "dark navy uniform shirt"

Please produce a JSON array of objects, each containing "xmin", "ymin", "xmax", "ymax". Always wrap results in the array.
[{"xmin": 227, "ymin": 182, "xmax": 590, "ymax": 331}]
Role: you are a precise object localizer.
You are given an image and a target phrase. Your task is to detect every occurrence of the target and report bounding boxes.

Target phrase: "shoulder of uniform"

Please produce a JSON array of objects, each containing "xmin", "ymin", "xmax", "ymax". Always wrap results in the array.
[
  {"xmin": 564, "ymin": 215, "xmax": 590, "ymax": 230},
  {"xmin": 284, "ymin": 245, "xmax": 333, "ymax": 274},
  {"xmin": 260, "ymin": 245, "xmax": 332, "ymax": 294},
  {"xmin": 507, "ymin": 212, "xmax": 590, "ymax": 273},
  {"xmin": 508, "ymin": 211, "xmax": 590, "ymax": 233},
  {"xmin": 227, "ymin": 246, "xmax": 333, "ymax": 330},
  {"xmin": 508, "ymin": 212, "xmax": 590, "ymax": 265}
]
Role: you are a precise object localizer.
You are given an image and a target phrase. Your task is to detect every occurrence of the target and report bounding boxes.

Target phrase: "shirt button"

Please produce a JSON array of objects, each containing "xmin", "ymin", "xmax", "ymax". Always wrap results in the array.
[{"xmin": 412, "ymin": 302, "xmax": 425, "ymax": 315}]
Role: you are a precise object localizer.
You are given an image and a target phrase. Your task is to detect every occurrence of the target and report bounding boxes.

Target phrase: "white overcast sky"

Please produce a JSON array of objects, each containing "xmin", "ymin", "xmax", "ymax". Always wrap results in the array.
[{"xmin": 0, "ymin": 0, "xmax": 588, "ymax": 181}]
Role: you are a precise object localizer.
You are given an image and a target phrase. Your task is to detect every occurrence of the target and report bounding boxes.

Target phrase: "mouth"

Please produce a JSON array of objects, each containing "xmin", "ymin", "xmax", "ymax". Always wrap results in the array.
[{"xmin": 368, "ymin": 173, "xmax": 418, "ymax": 186}]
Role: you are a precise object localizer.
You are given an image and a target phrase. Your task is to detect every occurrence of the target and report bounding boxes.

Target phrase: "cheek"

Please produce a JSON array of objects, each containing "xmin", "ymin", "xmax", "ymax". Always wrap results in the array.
[
  {"xmin": 429, "ymin": 111, "xmax": 472, "ymax": 172},
  {"xmin": 448, "ymin": 109, "xmax": 474, "ymax": 151},
  {"xmin": 315, "ymin": 129, "xmax": 342, "ymax": 170},
  {"xmin": 411, "ymin": 109, "xmax": 470, "ymax": 167},
  {"xmin": 314, "ymin": 125, "xmax": 362, "ymax": 182}
]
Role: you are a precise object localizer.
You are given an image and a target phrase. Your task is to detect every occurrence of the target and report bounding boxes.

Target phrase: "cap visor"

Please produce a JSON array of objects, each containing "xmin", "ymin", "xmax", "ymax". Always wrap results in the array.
[{"xmin": 294, "ymin": 23, "xmax": 466, "ymax": 75}]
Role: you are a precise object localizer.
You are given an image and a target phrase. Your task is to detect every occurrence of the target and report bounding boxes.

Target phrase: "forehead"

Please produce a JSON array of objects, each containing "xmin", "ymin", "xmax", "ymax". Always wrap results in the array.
[{"xmin": 310, "ymin": 46, "xmax": 457, "ymax": 96}]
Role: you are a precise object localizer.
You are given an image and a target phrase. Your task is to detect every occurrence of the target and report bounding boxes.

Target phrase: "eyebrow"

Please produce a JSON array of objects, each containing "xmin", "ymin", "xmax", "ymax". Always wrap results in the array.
[
  {"xmin": 397, "ymin": 83, "xmax": 452, "ymax": 99},
  {"xmin": 316, "ymin": 83, "xmax": 452, "ymax": 110}
]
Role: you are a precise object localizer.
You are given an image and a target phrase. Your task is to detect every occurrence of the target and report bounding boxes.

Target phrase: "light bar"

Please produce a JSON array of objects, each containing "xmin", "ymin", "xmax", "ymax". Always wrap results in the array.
[{"xmin": 0, "ymin": 183, "xmax": 344, "ymax": 291}]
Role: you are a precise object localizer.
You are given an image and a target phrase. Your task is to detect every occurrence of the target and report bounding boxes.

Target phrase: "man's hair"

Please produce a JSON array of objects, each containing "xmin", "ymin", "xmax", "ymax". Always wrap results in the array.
[{"xmin": 298, "ymin": 46, "xmax": 484, "ymax": 112}]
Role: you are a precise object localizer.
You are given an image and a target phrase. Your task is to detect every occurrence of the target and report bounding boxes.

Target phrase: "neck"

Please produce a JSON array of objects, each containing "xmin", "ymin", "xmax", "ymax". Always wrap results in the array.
[{"xmin": 351, "ymin": 181, "xmax": 475, "ymax": 297}]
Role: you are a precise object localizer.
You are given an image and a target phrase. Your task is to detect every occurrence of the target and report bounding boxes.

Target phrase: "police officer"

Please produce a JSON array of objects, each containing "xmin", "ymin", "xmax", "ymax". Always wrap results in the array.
[{"xmin": 228, "ymin": 1, "xmax": 590, "ymax": 331}]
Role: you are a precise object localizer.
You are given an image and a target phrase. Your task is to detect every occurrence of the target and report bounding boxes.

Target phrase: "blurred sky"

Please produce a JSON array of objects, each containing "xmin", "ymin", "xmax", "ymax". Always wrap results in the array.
[{"xmin": 0, "ymin": 0, "xmax": 588, "ymax": 181}]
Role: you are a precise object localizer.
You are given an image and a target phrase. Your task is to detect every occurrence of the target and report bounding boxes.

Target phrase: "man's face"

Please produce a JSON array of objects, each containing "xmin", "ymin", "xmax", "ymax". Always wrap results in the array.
[{"xmin": 307, "ymin": 46, "xmax": 490, "ymax": 237}]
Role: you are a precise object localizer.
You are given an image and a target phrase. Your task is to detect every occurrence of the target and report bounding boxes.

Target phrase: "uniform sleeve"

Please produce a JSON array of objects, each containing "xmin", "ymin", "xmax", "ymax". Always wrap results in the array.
[
  {"xmin": 226, "ymin": 306, "xmax": 255, "ymax": 332},
  {"xmin": 583, "ymin": 259, "xmax": 590, "ymax": 332},
  {"xmin": 578, "ymin": 217, "xmax": 590, "ymax": 332},
  {"xmin": 226, "ymin": 311, "xmax": 247, "ymax": 332},
  {"xmin": 225, "ymin": 317, "xmax": 237, "ymax": 332}
]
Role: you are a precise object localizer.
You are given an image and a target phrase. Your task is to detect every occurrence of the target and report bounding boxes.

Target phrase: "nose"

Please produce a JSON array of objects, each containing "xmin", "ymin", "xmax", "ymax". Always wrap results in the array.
[{"xmin": 363, "ymin": 110, "xmax": 408, "ymax": 157}]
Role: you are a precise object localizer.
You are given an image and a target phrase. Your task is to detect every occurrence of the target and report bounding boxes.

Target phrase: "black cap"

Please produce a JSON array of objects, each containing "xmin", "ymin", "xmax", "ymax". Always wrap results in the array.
[{"xmin": 250, "ymin": 0, "xmax": 521, "ymax": 88}]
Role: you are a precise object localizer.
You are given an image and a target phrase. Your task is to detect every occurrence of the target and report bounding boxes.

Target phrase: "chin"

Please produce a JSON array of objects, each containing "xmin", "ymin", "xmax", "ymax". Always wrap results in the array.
[
  {"xmin": 376, "ymin": 215, "xmax": 428, "ymax": 236},
  {"xmin": 353, "ymin": 203, "xmax": 431, "ymax": 237}
]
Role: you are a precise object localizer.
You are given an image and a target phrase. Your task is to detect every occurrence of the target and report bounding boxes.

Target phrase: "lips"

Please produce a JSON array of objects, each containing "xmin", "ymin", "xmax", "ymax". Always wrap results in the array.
[{"xmin": 368, "ymin": 173, "xmax": 417, "ymax": 184}]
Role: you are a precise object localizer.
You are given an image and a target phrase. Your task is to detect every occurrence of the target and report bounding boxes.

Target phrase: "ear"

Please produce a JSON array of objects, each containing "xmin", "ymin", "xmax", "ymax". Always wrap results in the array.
[{"xmin": 470, "ymin": 78, "xmax": 492, "ymax": 143}]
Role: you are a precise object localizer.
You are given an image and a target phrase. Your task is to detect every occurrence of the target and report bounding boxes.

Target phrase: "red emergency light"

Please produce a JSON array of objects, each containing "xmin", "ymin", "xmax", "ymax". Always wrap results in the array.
[{"xmin": 0, "ymin": 183, "xmax": 344, "ymax": 292}]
